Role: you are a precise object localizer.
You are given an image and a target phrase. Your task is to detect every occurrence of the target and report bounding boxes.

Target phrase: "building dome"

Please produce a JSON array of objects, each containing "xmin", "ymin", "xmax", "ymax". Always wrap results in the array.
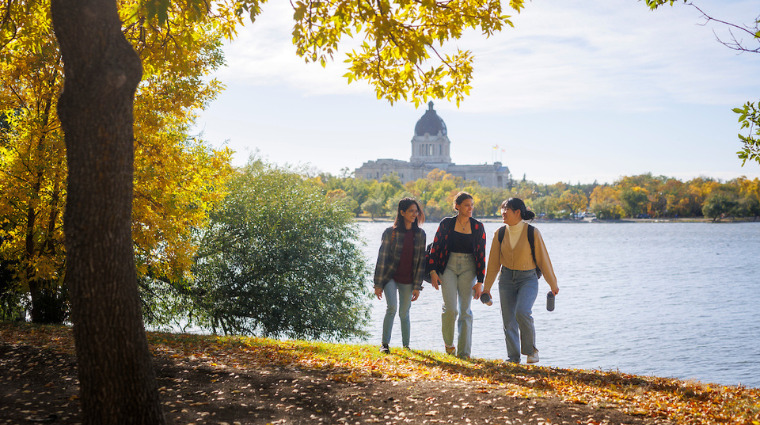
[{"xmin": 414, "ymin": 101, "xmax": 447, "ymax": 136}]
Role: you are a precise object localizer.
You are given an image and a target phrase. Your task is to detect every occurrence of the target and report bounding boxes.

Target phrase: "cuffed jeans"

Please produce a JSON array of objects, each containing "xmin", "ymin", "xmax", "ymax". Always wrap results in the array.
[
  {"xmin": 498, "ymin": 267, "xmax": 539, "ymax": 363},
  {"xmin": 441, "ymin": 252, "xmax": 476, "ymax": 357},
  {"xmin": 382, "ymin": 279, "xmax": 414, "ymax": 347}
]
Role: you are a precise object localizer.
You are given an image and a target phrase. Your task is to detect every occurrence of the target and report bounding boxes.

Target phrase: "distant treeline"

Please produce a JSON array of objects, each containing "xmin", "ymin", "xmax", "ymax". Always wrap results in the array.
[{"xmin": 316, "ymin": 169, "xmax": 760, "ymax": 222}]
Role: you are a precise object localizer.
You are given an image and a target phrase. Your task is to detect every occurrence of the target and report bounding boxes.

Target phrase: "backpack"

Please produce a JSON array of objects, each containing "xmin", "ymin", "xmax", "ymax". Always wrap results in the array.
[{"xmin": 498, "ymin": 224, "xmax": 542, "ymax": 279}]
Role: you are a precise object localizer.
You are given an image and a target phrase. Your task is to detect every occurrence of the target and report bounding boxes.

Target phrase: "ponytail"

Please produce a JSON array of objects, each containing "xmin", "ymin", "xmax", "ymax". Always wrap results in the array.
[{"xmin": 502, "ymin": 197, "xmax": 535, "ymax": 221}]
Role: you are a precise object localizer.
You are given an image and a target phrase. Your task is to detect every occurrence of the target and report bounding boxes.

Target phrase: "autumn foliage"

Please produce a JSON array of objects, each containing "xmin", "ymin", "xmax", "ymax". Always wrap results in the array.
[
  {"xmin": 320, "ymin": 170, "xmax": 760, "ymax": 221},
  {"xmin": 2, "ymin": 323, "xmax": 758, "ymax": 424},
  {"xmin": 0, "ymin": 0, "xmax": 232, "ymax": 322}
]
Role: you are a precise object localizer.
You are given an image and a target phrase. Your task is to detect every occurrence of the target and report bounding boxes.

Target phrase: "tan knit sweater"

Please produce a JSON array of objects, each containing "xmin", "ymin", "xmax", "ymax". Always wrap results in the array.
[{"xmin": 483, "ymin": 222, "xmax": 558, "ymax": 292}]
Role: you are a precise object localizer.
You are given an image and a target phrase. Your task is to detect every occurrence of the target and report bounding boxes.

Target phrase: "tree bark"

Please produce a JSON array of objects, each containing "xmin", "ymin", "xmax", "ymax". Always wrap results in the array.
[{"xmin": 50, "ymin": 0, "xmax": 165, "ymax": 423}]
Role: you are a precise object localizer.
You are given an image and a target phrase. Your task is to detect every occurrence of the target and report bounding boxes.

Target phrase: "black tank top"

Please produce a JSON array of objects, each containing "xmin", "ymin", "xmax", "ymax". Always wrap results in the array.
[{"xmin": 449, "ymin": 231, "xmax": 474, "ymax": 254}]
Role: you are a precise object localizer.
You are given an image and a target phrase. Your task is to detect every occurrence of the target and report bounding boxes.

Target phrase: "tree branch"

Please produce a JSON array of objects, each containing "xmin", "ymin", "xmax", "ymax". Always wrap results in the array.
[{"xmin": 689, "ymin": 2, "xmax": 760, "ymax": 54}]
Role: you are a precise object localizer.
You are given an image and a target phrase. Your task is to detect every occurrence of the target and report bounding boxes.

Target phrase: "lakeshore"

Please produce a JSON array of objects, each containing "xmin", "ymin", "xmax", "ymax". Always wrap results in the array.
[
  {"xmin": 2, "ymin": 323, "xmax": 758, "ymax": 424},
  {"xmin": 354, "ymin": 216, "xmax": 758, "ymax": 224}
]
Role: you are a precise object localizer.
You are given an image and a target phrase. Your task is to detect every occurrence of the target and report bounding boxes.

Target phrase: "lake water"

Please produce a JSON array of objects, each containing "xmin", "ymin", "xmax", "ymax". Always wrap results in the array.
[{"xmin": 355, "ymin": 220, "xmax": 760, "ymax": 388}]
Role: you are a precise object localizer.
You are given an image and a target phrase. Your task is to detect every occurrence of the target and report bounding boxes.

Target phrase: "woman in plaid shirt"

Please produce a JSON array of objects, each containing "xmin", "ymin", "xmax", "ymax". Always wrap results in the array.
[{"xmin": 373, "ymin": 198, "xmax": 427, "ymax": 354}]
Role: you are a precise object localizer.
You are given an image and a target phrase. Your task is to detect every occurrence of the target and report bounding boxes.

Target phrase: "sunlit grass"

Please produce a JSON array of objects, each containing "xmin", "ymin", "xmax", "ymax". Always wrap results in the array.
[{"xmin": 2, "ymin": 323, "xmax": 758, "ymax": 424}]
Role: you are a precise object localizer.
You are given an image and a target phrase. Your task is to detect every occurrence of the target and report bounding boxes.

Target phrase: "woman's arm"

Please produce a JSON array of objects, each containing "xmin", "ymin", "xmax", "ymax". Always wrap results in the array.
[
  {"xmin": 426, "ymin": 219, "xmax": 449, "ymax": 290},
  {"xmin": 373, "ymin": 227, "xmax": 394, "ymax": 289},
  {"xmin": 412, "ymin": 229, "xmax": 427, "ymax": 292},
  {"xmin": 483, "ymin": 229, "xmax": 502, "ymax": 293},
  {"xmin": 534, "ymin": 229, "xmax": 558, "ymax": 294}
]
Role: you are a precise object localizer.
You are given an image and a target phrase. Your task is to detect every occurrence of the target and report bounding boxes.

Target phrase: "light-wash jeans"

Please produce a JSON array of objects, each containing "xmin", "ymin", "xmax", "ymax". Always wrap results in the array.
[
  {"xmin": 498, "ymin": 267, "xmax": 539, "ymax": 363},
  {"xmin": 441, "ymin": 252, "xmax": 476, "ymax": 357},
  {"xmin": 382, "ymin": 279, "xmax": 414, "ymax": 347}
]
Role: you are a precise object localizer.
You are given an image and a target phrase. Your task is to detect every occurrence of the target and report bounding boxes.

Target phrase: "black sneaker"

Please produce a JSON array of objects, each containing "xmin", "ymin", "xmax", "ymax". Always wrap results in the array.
[{"xmin": 380, "ymin": 344, "xmax": 391, "ymax": 354}]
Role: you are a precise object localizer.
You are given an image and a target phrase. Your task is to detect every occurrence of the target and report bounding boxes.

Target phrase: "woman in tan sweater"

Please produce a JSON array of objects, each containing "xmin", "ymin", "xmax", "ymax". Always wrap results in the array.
[{"xmin": 482, "ymin": 198, "xmax": 559, "ymax": 364}]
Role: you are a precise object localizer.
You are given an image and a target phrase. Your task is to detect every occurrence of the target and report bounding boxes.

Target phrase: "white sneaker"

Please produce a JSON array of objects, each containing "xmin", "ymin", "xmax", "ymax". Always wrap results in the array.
[{"xmin": 527, "ymin": 350, "xmax": 539, "ymax": 364}]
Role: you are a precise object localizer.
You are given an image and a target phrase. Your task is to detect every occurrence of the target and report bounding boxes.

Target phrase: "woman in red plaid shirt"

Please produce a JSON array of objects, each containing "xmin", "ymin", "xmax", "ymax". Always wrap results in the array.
[{"xmin": 426, "ymin": 192, "xmax": 486, "ymax": 359}]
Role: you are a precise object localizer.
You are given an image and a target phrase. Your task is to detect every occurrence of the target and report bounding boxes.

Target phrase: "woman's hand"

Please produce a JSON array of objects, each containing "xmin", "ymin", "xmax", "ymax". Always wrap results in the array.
[
  {"xmin": 550, "ymin": 284, "xmax": 559, "ymax": 295},
  {"xmin": 374, "ymin": 287, "xmax": 383, "ymax": 300},
  {"xmin": 472, "ymin": 282, "xmax": 483, "ymax": 299},
  {"xmin": 430, "ymin": 272, "xmax": 440, "ymax": 290},
  {"xmin": 411, "ymin": 290, "xmax": 420, "ymax": 301}
]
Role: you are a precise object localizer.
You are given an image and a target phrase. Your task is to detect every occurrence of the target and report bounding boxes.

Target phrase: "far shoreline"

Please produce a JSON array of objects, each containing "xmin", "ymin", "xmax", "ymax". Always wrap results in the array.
[{"xmin": 353, "ymin": 216, "xmax": 759, "ymax": 224}]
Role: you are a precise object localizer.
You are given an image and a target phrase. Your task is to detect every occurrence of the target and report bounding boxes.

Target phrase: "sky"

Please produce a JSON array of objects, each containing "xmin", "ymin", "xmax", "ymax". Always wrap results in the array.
[{"xmin": 193, "ymin": 0, "xmax": 760, "ymax": 184}]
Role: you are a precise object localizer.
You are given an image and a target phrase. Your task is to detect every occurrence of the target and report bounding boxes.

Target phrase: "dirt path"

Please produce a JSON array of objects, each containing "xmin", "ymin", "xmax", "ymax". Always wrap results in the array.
[{"xmin": 1, "ymin": 341, "xmax": 663, "ymax": 425}]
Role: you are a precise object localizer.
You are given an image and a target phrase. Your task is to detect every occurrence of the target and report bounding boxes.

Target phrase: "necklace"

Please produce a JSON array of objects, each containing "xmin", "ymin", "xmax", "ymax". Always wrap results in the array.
[{"xmin": 456, "ymin": 217, "xmax": 468, "ymax": 231}]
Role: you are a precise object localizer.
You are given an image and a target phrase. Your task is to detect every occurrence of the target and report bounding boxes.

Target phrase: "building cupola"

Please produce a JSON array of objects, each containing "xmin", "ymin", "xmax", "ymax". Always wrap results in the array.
[{"xmin": 410, "ymin": 102, "xmax": 451, "ymax": 165}]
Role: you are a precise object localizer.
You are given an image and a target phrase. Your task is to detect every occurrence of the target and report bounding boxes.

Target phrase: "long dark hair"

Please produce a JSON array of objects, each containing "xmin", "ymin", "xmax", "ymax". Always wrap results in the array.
[
  {"xmin": 502, "ymin": 197, "xmax": 535, "ymax": 221},
  {"xmin": 393, "ymin": 197, "xmax": 425, "ymax": 229}
]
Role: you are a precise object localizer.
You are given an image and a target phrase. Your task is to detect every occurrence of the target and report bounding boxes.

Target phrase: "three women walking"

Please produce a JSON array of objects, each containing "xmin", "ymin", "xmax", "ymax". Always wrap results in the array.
[
  {"xmin": 374, "ymin": 195, "xmax": 558, "ymax": 364},
  {"xmin": 373, "ymin": 198, "xmax": 427, "ymax": 354}
]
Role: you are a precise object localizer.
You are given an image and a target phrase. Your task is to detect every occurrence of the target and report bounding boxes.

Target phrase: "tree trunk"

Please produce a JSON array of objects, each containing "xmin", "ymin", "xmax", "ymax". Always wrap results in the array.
[{"xmin": 50, "ymin": 0, "xmax": 165, "ymax": 423}]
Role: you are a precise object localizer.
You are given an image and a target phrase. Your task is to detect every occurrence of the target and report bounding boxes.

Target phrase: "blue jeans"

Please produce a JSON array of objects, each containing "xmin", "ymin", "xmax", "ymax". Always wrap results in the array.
[
  {"xmin": 382, "ymin": 279, "xmax": 414, "ymax": 347},
  {"xmin": 498, "ymin": 267, "xmax": 539, "ymax": 363},
  {"xmin": 441, "ymin": 253, "xmax": 476, "ymax": 357}
]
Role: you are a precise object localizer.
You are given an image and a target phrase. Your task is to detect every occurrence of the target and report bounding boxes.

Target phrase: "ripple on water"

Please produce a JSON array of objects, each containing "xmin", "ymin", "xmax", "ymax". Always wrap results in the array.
[{"xmin": 356, "ymin": 221, "xmax": 760, "ymax": 388}]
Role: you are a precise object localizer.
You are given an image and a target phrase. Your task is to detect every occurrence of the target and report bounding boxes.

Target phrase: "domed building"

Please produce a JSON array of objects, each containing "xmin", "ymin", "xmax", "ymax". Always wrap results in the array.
[{"xmin": 355, "ymin": 102, "xmax": 511, "ymax": 188}]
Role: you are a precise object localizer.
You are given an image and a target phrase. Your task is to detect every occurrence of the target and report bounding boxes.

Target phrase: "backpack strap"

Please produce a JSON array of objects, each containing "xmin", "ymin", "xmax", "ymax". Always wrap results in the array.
[
  {"xmin": 527, "ymin": 224, "xmax": 538, "ymax": 269},
  {"xmin": 497, "ymin": 225, "xmax": 506, "ymax": 244},
  {"xmin": 528, "ymin": 225, "xmax": 543, "ymax": 279}
]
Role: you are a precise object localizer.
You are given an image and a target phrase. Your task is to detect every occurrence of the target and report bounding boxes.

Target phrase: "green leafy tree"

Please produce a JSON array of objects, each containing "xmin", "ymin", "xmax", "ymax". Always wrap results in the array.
[
  {"xmin": 702, "ymin": 190, "xmax": 739, "ymax": 222},
  {"xmin": 362, "ymin": 197, "xmax": 386, "ymax": 220},
  {"xmin": 470, "ymin": 186, "xmax": 507, "ymax": 217},
  {"xmin": 589, "ymin": 185, "xmax": 623, "ymax": 219},
  {"xmin": 733, "ymin": 196, "xmax": 760, "ymax": 219},
  {"xmin": 189, "ymin": 161, "xmax": 370, "ymax": 340},
  {"xmin": 326, "ymin": 188, "xmax": 360, "ymax": 215},
  {"xmin": 530, "ymin": 196, "xmax": 551, "ymax": 218},
  {"xmin": 424, "ymin": 199, "xmax": 446, "ymax": 221},
  {"xmin": 660, "ymin": 179, "xmax": 690, "ymax": 217},
  {"xmin": 620, "ymin": 187, "xmax": 650, "ymax": 218},
  {"xmin": 323, "ymin": 175, "xmax": 372, "ymax": 216},
  {"xmin": 559, "ymin": 189, "xmax": 589, "ymax": 219},
  {"xmin": 734, "ymin": 101, "xmax": 760, "ymax": 166}
]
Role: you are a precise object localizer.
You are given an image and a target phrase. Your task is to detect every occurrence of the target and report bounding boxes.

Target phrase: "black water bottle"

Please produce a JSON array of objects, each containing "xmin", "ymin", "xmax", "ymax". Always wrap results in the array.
[
  {"xmin": 546, "ymin": 291, "xmax": 555, "ymax": 311},
  {"xmin": 480, "ymin": 293, "xmax": 493, "ymax": 306}
]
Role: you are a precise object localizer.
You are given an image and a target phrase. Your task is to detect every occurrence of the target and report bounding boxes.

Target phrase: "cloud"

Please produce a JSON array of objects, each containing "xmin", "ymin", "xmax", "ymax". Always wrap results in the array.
[
  {"xmin": 218, "ymin": 2, "xmax": 369, "ymax": 96},
  {"xmin": 448, "ymin": 0, "xmax": 760, "ymax": 114},
  {"xmin": 216, "ymin": 0, "xmax": 759, "ymax": 114}
]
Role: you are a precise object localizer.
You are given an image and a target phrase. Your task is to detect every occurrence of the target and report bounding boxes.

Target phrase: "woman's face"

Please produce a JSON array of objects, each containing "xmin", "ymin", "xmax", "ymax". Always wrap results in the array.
[
  {"xmin": 502, "ymin": 207, "xmax": 522, "ymax": 226},
  {"xmin": 456, "ymin": 198, "xmax": 474, "ymax": 218},
  {"xmin": 401, "ymin": 203, "xmax": 419, "ymax": 226}
]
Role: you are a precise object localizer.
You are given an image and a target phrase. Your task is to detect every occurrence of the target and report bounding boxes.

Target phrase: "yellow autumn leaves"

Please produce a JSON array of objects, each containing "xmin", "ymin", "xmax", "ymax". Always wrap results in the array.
[
  {"xmin": 3, "ymin": 323, "xmax": 758, "ymax": 425},
  {"xmin": 0, "ymin": 0, "xmax": 232, "ymax": 295}
]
